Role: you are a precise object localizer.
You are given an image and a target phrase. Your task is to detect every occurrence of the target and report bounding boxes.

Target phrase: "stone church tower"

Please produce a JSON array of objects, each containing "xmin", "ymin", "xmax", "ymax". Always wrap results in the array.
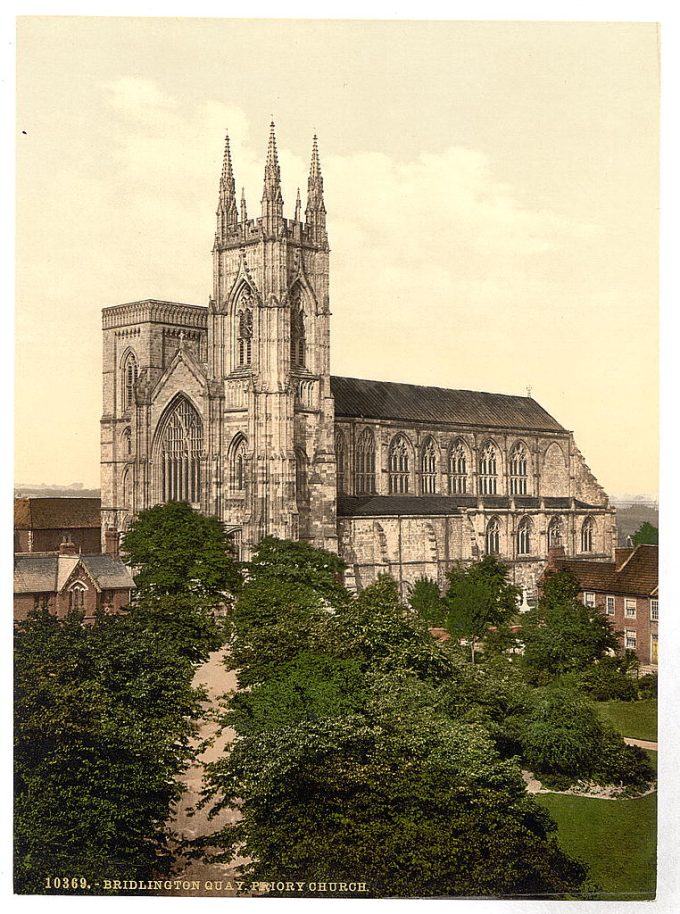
[
  {"xmin": 102, "ymin": 121, "xmax": 615, "ymax": 595},
  {"xmin": 101, "ymin": 124, "xmax": 338, "ymax": 559}
]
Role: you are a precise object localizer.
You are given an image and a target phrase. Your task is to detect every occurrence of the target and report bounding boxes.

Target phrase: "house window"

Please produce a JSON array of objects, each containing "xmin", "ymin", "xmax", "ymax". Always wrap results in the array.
[
  {"xmin": 650, "ymin": 599, "xmax": 659, "ymax": 622},
  {"xmin": 68, "ymin": 583, "xmax": 86, "ymax": 611},
  {"xmin": 625, "ymin": 629, "xmax": 637, "ymax": 651},
  {"xmin": 583, "ymin": 592, "xmax": 596, "ymax": 608},
  {"xmin": 388, "ymin": 435, "xmax": 410, "ymax": 494},
  {"xmin": 580, "ymin": 517, "xmax": 594, "ymax": 553},
  {"xmin": 478, "ymin": 442, "xmax": 498, "ymax": 495},
  {"xmin": 516, "ymin": 517, "xmax": 531, "ymax": 555},
  {"xmin": 447, "ymin": 439, "xmax": 467, "ymax": 494},
  {"xmin": 509, "ymin": 442, "xmax": 528, "ymax": 495},
  {"xmin": 624, "ymin": 598, "xmax": 637, "ymax": 619},
  {"xmin": 605, "ymin": 595, "xmax": 616, "ymax": 616},
  {"xmin": 485, "ymin": 517, "xmax": 501, "ymax": 556},
  {"xmin": 420, "ymin": 438, "xmax": 437, "ymax": 494},
  {"xmin": 355, "ymin": 428, "xmax": 376, "ymax": 494}
]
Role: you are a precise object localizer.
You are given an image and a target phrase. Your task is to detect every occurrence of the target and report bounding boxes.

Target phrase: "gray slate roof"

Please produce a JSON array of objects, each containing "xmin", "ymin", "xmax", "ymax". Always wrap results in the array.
[
  {"xmin": 337, "ymin": 495, "xmax": 599, "ymax": 517},
  {"xmin": 331, "ymin": 376, "xmax": 565, "ymax": 432},
  {"xmin": 14, "ymin": 553, "xmax": 134, "ymax": 594}
]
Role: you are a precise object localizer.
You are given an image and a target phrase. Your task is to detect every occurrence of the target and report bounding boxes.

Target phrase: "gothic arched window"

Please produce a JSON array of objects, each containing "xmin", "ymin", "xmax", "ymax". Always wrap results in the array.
[
  {"xmin": 230, "ymin": 434, "xmax": 247, "ymax": 493},
  {"xmin": 237, "ymin": 306, "xmax": 253, "ymax": 366},
  {"xmin": 516, "ymin": 516, "xmax": 532, "ymax": 555},
  {"xmin": 68, "ymin": 582, "xmax": 86, "ymax": 612},
  {"xmin": 447, "ymin": 439, "xmax": 468, "ymax": 494},
  {"xmin": 479, "ymin": 442, "xmax": 498, "ymax": 495},
  {"xmin": 122, "ymin": 427, "xmax": 132, "ymax": 456},
  {"xmin": 122, "ymin": 351, "xmax": 138, "ymax": 412},
  {"xmin": 355, "ymin": 428, "xmax": 376, "ymax": 494},
  {"xmin": 335, "ymin": 430, "xmax": 347, "ymax": 494},
  {"xmin": 290, "ymin": 287, "xmax": 306, "ymax": 369},
  {"xmin": 486, "ymin": 517, "xmax": 501, "ymax": 556},
  {"xmin": 548, "ymin": 516, "xmax": 564, "ymax": 549},
  {"xmin": 510, "ymin": 442, "xmax": 529, "ymax": 495},
  {"xmin": 581, "ymin": 517, "xmax": 595, "ymax": 553},
  {"xmin": 389, "ymin": 435, "xmax": 410, "ymax": 494},
  {"xmin": 420, "ymin": 437, "xmax": 437, "ymax": 494},
  {"xmin": 159, "ymin": 397, "xmax": 203, "ymax": 504}
]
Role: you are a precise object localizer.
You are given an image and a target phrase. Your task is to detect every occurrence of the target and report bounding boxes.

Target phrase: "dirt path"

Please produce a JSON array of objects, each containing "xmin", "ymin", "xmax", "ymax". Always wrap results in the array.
[
  {"xmin": 623, "ymin": 737, "xmax": 658, "ymax": 751},
  {"xmin": 521, "ymin": 768, "xmax": 656, "ymax": 801},
  {"xmin": 163, "ymin": 647, "xmax": 248, "ymax": 895}
]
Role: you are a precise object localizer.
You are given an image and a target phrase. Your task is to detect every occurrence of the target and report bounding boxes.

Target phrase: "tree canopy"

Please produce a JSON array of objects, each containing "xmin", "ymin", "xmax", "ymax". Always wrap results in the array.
[{"xmin": 631, "ymin": 521, "xmax": 658, "ymax": 546}]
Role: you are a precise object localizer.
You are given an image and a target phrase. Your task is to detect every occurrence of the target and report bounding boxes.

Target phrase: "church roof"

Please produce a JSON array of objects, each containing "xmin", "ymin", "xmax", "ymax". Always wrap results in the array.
[
  {"xmin": 14, "ymin": 497, "xmax": 102, "ymax": 530},
  {"xmin": 330, "ymin": 376, "xmax": 565, "ymax": 432},
  {"xmin": 337, "ymin": 495, "xmax": 599, "ymax": 517},
  {"xmin": 13, "ymin": 553, "xmax": 135, "ymax": 595}
]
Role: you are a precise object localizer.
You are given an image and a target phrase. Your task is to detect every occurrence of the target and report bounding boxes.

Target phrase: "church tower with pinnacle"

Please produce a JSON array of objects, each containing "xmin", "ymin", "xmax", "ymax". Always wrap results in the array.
[{"xmin": 208, "ymin": 123, "xmax": 337, "ymax": 554}]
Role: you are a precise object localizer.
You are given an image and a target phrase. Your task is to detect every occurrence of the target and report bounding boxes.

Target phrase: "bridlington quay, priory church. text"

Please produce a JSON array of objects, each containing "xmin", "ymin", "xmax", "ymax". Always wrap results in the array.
[{"xmin": 101, "ymin": 123, "xmax": 616, "ymax": 594}]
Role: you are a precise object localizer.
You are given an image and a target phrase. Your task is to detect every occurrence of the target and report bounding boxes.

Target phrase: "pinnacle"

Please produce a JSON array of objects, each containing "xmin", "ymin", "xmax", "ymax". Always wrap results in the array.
[{"xmin": 220, "ymin": 131, "xmax": 236, "ymax": 195}]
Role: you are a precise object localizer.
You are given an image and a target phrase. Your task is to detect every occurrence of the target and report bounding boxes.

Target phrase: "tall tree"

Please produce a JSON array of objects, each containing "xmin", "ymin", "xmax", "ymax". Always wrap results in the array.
[
  {"xmin": 443, "ymin": 557, "xmax": 520, "ymax": 663},
  {"xmin": 631, "ymin": 521, "xmax": 658, "ymax": 545},
  {"xmin": 121, "ymin": 501, "xmax": 241, "ymax": 601}
]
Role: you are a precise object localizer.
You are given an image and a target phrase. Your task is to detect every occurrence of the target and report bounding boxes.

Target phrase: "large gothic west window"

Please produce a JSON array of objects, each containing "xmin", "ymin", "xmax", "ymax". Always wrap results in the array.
[
  {"xmin": 290, "ymin": 287, "xmax": 306, "ymax": 369},
  {"xmin": 159, "ymin": 397, "xmax": 203, "ymax": 504},
  {"xmin": 389, "ymin": 435, "xmax": 410, "ymax": 495},
  {"xmin": 510, "ymin": 442, "xmax": 529, "ymax": 495},
  {"xmin": 479, "ymin": 442, "xmax": 498, "ymax": 495},
  {"xmin": 447, "ymin": 439, "xmax": 468, "ymax": 494},
  {"xmin": 122, "ymin": 351, "xmax": 138, "ymax": 412},
  {"xmin": 355, "ymin": 428, "xmax": 376, "ymax": 494},
  {"xmin": 420, "ymin": 437, "xmax": 437, "ymax": 494}
]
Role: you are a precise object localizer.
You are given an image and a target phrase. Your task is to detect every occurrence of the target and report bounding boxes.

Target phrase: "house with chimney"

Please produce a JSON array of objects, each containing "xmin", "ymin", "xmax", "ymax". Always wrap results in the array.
[{"xmin": 546, "ymin": 543, "xmax": 658, "ymax": 667}]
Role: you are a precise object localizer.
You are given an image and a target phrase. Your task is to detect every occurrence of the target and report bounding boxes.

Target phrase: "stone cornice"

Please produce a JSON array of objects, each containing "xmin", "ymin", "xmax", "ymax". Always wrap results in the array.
[{"xmin": 102, "ymin": 300, "xmax": 208, "ymax": 330}]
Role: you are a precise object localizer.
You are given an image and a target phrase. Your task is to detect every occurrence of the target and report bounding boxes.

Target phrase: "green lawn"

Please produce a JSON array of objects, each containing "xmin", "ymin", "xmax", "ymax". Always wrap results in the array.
[
  {"xmin": 536, "ymin": 792, "xmax": 657, "ymax": 900},
  {"xmin": 595, "ymin": 699, "xmax": 657, "ymax": 742}
]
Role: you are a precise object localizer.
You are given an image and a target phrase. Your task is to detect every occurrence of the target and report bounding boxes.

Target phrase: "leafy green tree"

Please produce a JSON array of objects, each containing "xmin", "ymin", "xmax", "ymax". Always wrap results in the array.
[
  {"xmin": 14, "ymin": 608, "xmax": 204, "ymax": 894},
  {"xmin": 121, "ymin": 501, "xmax": 241, "ymax": 600},
  {"xmin": 521, "ymin": 571, "xmax": 618, "ymax": 681},
  {"xmin": 443, "ymin": 557, "xmax": 521, "ymax": 663},
  {"xmin": 204, "ymin": 679, "xmax": 586, "ymax": 898},
  {"xmin": 407, "ymin": 576, "xmax": 446, "ymax": 626},
  {"xmin": 246, "ymin": 536, "xmax": 348, "ymax": 605},
  {"xmin": 631, "ymin": 521, "xmax": 658, "ymax": 545}
]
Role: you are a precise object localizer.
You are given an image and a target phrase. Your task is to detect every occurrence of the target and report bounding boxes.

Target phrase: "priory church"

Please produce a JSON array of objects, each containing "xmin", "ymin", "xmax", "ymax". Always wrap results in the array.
[{"xmin": 101, "ymin": 123, "xmax": 616, "ymax": 594}]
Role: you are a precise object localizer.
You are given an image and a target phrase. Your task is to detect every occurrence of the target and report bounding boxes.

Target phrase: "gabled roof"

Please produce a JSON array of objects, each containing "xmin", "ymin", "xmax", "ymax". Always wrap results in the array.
[
  {"xmin": 331, "ymin": 376, "xmax": 565, "ymax": 432},
  {"xmin": 13, "ymin": 554, "xmax": 135, "ymax": 595},
  {"xmin": 554, "ymin": 544, "xmax": 658, "ymax": 597},
  {"xmin": 14, "ymin": 497, "xmax": 101, "ymax": 530}
]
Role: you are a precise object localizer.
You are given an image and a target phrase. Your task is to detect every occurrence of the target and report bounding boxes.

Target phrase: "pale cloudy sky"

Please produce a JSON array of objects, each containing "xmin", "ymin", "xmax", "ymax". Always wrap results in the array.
[{"xmin": 15, "ymin": 18, "xmax": 658, "ymax": 495}]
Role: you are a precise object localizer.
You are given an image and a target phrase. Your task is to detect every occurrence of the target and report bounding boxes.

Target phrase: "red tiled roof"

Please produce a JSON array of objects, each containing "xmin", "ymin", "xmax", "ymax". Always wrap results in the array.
[
  {"xmin": 555, "ymin": 544, "xmax": 658, "ymax": 597},
  {"xmin": 14, "ymin": 497, "xmax": 101, "ymax": 530}
]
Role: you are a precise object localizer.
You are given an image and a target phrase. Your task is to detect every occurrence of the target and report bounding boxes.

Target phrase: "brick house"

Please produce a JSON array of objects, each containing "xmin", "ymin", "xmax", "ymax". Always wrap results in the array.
[
  {"xmin": 547, "ymin": 544, "xmax": 658, "ymax": 667},
  {"xmin": 14, "ymin": 497, "xmax": 102, "ymax": 554},
  {"xmin": 13, "ymin": 539, "xmax": 135, "ymax": 624}
]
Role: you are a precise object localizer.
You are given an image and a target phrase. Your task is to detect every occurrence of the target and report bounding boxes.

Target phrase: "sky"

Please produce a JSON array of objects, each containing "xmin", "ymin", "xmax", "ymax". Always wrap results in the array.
[{"xmin": 14, "ymin": 17, "xmax": 659, "ymax": 495}]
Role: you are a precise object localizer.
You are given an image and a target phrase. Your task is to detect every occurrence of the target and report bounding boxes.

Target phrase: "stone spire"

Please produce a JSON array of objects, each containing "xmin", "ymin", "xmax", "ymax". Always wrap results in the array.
[
  {"xmin": 217, "ymin": 131, "xmax": 238, "ymax": 232},
  {"xmin": 294, "ymin": 187, "xmax": 301, "ymax": 222},
  {"xmin": 305, "ymin": 134, "xmax": 327, "ymax": 244},
  {"xmin": 240, "ymin": 187, "xmax": 248, "ymax": 223},
  {"xmin": 261, "ymin": 121, "xmax": 284, "ymax": 231}
]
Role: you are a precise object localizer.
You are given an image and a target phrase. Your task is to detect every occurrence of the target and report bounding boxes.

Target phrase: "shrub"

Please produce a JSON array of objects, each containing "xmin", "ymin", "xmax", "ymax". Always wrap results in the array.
[
  {"xmin": 638, "ymin": 673, "xmax": 658, "ymax": 699},
  {"xmin": 578, "ymin": 657, "xmax": 638, "ymax": 702},
  {"xmin": 591, "ymin": 728, "xmax": 655, "ymax": 791},
  {"xmin": 520, "ymin": 687, "xmax": 605, "ymax": 778}
]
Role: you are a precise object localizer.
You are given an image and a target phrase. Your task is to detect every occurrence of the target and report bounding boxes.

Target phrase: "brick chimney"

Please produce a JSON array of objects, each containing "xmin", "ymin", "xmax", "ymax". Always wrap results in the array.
[
  {"xmin": 104, "ymin": 525, "xmax": 120, "ymax": 559},
  {"xmin": 59, "ymin": 534, "xmax": 78, "ymax": 556},
  {"xmin": 546, "ymin": 545, "xmax": 566, "ymax": 570}
]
